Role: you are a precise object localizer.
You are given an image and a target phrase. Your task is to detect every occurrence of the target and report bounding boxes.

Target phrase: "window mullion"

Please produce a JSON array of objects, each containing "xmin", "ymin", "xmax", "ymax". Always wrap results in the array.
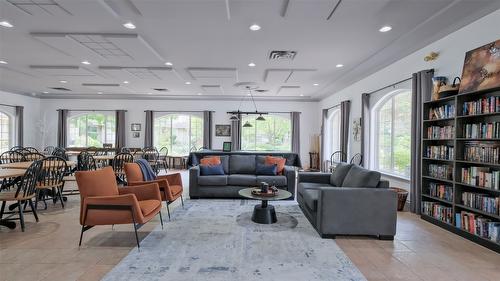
[{"xmin": 391, "ymin": 97, "xmax": 396, "ymax": 172}]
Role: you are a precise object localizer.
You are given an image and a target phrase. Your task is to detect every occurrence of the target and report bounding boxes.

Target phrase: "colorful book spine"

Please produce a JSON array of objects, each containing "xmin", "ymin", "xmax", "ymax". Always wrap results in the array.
[
  {"xmin": 424, "ymin": 145, "xmax": 454, "ymax": 160},
  {"xmin": 461, "ymin": 192, "xmax": 500, "ymax": 216},
  {"xmin": 422, "ymin": 202, "xmax": 453, "ymax": 224},
  {"xmin": 463, "ymin": 144, "xmax": 500, "ymax": 164},
  {"xmin": 428, "ymin": 164, "xmax": 453, "ymax": 180},
  {"xmin": 460, "ymin": 166, "xmax": 500, "ymax": 190},
  {"xmin": 429, "ymin": 104, "xmax": 455, "ymax": 120},
  {"xmin": 457, "ymin": 211, "xmax": 500, "ymax": 244},
  {"xmin": 462, "ymin": 96, "xmax": 500, "ymax": 116},
  {"xmin": 429, "ymin": 183, "xmax": 453, "ymax": 202},
  {"xmin": 427, "ymin": 125, "xmax": 454, "ymax": 139},
  {"xmin": 463, "ymin": 122, "xmax": 500, "ymax": 139}
]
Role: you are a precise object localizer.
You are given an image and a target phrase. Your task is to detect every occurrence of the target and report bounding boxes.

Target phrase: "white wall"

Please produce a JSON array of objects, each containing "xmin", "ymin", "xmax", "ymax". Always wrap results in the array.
[
  {"xmin": 319, "ymin": 9, "xmax": 500, "ymax": 187},
  {"xmin": 39, "ymin": 98, "xmax": 320, "ymax": 167},
  {"xmin": 0, "ymin": 91, "xmax": 41, "ymax": 149}
]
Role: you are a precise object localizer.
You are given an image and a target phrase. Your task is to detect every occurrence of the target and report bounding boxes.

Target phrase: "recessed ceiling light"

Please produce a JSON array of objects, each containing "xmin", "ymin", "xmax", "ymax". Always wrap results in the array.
[
  {"xmin": 197, "ymin": 93, "xmax": 202, "ymax": 95},
  {"xmin": 336, "ymin": 64, "xmax": 344, "ymax": 68},
  {"xmin": 31, "ymin": 92, "xmax": 36, "ymax": 96},
  {"xmin": 249, "ymin": 24, "xmax": 261, "ymax": 31},
  {"xmin": 0, "ymin": 21, "xmax": 13, "ymax": 28},
  {"xmin": 123, "ymin": 22, "xmax": 136, "ymax": 29},
  {"xmin": 0, "ymin": 60, "xmax": 7, "ymax": 64},
  {"xmin": 247, "ymin": 93, "xmax": 251, "ymax": 96},
  {"xmin": 379, "ymin": 25, "xmax": 392, "ymax": 32},
  {"xmin": 97, "ymin": 92, "xmax": 103, "ymax": 94},
  {"xmin": 147, "ymin": 92, "xmax": 152, "ymax": 95},
  {"xmin": 123, "ymin": 81, "xmax": 129, "ymax": 84},
  {"xmin": 300, "ymin": 94, "xmax": 304, "ymax": 97},
  {"xmin": 248, "ymin": 62, "xmax": 256, "ymax": 67},
  {"xmin": 165, "ymin": 62, "xmax": 173, "ymax": 66},
  {"xmin": 185, "ymin": 81, "xmax": 191, "ymax": 85},
  {"xmin": 60, "ymin": 80, "xmax": 67, "ymax": 83},
  {"xmin": 81, "ymin": 60, "xmax": 91, "ymax": 65},
  {"xmin": 313, "ymin": 83, "xmax": 319, "ymax": 86},
  {"xmin": 43, "ymin": 91, "xmax": 48, "ymax": 94}
]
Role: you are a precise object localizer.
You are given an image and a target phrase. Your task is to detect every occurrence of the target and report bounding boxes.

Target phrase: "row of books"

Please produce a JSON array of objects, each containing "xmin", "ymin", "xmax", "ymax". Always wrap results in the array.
[
  {"xmin": 424, "ymin": 145, "xmax": 454, "ymax": 160},
  {"xmin": 456, "ymin": 211, "xmax": 500, "ymax": 244},
  {"xmin": 426, "ymin": 125, "xmax": 454, "ymax": 139},
  {"xmin": 422, "ymin": 202, "xmax": 453, "ymax": 224},
  {"xmin": 461, "ymin": 192, "xmax": 499, "ymax": 216},
  {"xmin": 462, "ymin": 122, "xmax": 500, "ymax": 139},
  {"xmin": 429, "ymin": 104, "xmax": 455, "ymax": 120},
  {"xmin": 428, "ymin": 164, "xmax": 453, "ymax": 180},
  {"xmin": 463, "ymin": 144, "xmax": 500, "ymax": 164},
  {"xmin": 462, "ymin": 96, "xmax": 500, "ymax": 116},
  {"xmin": 460, "ymin": 166, "xmax": 500, "ymax": 190},
  {"xmin": 429, "ymin": 183, "xmax": 453, "ymax": 202}
]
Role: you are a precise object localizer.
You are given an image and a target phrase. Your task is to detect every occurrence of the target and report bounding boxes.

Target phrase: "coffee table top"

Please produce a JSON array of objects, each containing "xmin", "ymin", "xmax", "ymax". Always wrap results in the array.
[{"xmin": 238, "ymin": 187, "xmax": 292, "ymax": 201}]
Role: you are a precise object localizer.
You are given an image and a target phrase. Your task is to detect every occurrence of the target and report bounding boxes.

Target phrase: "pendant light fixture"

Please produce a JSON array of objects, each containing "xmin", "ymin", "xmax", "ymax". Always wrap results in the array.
[
  {"xmin": 242, "ymin": 120, "xmax": 253, "ymax": 128},
  {"xmin": 256, "ymin": 114, "xmax": 266, "ymax": 121},
  {"xmin": 227, "ymin": 84, "xmax": 268, "ymax": 123}
]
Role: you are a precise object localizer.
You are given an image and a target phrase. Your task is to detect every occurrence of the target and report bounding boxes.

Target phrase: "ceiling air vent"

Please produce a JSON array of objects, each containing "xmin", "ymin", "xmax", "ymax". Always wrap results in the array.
[
  {"xmin": 153, "ymin": 88, "xmax": 168, "ymax": 92},
  {"xmin": 49, "ymin": 87, "xmax": 71, "ymax": 91},
  {"xmin": 269, "ymin": 50, "xmax": 297, "ymax": 61}
]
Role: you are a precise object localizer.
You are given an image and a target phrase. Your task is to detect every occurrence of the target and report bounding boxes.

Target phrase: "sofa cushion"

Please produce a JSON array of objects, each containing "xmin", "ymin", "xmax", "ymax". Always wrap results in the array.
[
  {"xmin": 256, "ymin": 163, "xmax": 277, "ymax": 175},
  {"xmin": 200, "ymin": 164, "xmax": 225, "ymax": 175},
  {"xmin": 265, "ymin": 156, "xmax": 286, "ymax": 175},
  {"xmin": 330, "ymin": 162, "xmax": 353, "ymax": 187},
  {"xmin": 342, "ymin": 165, "xmax": 381, "ymax": 188},
  {"xmin": 200, "ymin": 156, "xmax": 221, "ymax": 165},
  {"xmin": 220, "ymin": 156, "xmax": 230, "ymax": 174},
  {"xmin": 229, "ymin": 155, "xmax": 256, "ymax": 174},
  {"xmin": 228, "ymin": 174, "xmax": 257, "ymax": 186},
  {"xmin": 302, "ymin": 189, "xmax": 319, "ymax": 212},
  {"xmin": 198, "ymin": 175, "xmax": 228, "ymax": 186},
  {"xmin": 256, "ymin": 175, "xmax": 287, "ymax": 187}
]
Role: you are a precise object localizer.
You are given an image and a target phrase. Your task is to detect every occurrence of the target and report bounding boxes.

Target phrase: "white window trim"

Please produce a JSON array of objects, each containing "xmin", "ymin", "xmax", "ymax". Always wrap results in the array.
[
  {"xmin": 153, "ymin": 112, "xmax": 203, "ymax": 156},
  {"xmin": 0, "ymin": 109, "xmax": 14, "ymax": 152},
  {"xmin": 66, "ymin": 111, "xmax": 116, "ymax": 147}
]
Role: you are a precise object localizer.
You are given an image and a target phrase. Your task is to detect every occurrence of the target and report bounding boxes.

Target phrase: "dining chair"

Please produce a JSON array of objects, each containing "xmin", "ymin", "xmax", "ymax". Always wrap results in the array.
[
  {"xmin": 329, "ymin": 151, "xmax": 347, "ymax": 172},
  {"xmin": 24, "ymin": 147, "xmax": 39, "ymax": 153},
  {"xmin": 0, "ymin": 151, "xmax": 25, "ymax": 164},
  {"xmin": 158, "ymin": 146, "xmax": 169, "ymax": 173},
  {"xmin": 52, "ymin": 147, "xmax": 68, "ymax": 161},
  {"xmin": 24, "ymin": 152, "xmax": 45, "ymax": 161},
  {"xmin": 77, "ymin": 151, "xmax": 97, "ymax": 171},
  {"xmin": 9, "ymin": 146, "xmax": 23, "ymax": 151},
  {"xmin": 142, "ymin": 147, "xmax": 160, "ymax": 175},
  {"xmin": 124, "ymin": 162, "xmax": 184, "ymax": 220},
  {"xmin": 43, "ymin": 146, "xmax": 55, "ymax": 155},
  {"xmin": 349, "ymin": 153, "xmax": 363, "ymax": 166},
  {"xmin": 112, "ymin": 153, "xmax": 134, "ymax": 184},
  {"xmin": 0, "ymin": 160, "xmax": 43, "ymax": 231},
  {"xmin": 35, "ymin": 156, "xmax": 68, "ymax": 209},
  {"xmin": 75, "ymin": 167, "xmax": 163, "ymax": 248}
]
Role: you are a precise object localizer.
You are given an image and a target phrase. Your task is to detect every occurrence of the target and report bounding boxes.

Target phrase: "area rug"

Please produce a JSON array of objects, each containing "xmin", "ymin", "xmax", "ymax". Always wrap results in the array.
[{"xmin": 103, "ymin": 199, "xmax": 366, "ymax": 281}]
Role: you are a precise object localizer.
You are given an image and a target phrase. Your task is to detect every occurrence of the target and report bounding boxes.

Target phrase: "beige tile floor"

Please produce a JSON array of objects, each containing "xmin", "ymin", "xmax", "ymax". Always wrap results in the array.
[{"xmin": 1, "ymin": 173, "xmax": 499, "ymax": 281}]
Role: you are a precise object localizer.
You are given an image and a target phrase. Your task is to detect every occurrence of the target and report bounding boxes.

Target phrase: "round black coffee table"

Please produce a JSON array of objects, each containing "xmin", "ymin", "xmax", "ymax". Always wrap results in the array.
[{"xmin": 238, "ymin": 188, "xmax": 292, "ymax": 224}]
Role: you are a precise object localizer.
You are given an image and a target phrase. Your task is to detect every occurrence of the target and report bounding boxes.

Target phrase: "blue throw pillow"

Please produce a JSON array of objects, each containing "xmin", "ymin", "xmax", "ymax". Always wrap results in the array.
[
  {"xmin": 256, "ymin": 163, "xmax": 278, "ymax": 176},
  {"xmin": 200, "ymin": 163, "xmax": 225, "ymax": 175}
]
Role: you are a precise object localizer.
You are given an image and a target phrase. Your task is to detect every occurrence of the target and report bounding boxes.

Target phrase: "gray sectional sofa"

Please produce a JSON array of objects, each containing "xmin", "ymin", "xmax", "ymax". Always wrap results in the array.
[
  {"xmin": 297, "ymin": 163, "xmax": 397, "ymax": 240},
  {"xmin": 189, "ymin": 152, "xmax": 301, "ymax": 199}
]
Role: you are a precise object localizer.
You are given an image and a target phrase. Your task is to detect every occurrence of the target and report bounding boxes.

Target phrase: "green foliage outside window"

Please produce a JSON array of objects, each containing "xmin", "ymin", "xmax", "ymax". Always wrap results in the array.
[
  {"xmin": 154, "ymin": 114, "xmax": 203, "ymax": 156},
  {"xmin": 67, "ymin": 112, "xmax": 115, "ymax": 147},
  {"xmin": 241, "ymin": 114, "xmax": 291, "ymax": 151}
]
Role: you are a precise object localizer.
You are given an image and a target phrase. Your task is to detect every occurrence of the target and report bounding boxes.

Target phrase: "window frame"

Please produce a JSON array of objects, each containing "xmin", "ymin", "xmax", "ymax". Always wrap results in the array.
[
  {"xmin": 240, "ymin": 113, "xmax": 292, "ymax": 152},
  {"xmin": 66, "ymin": 111, "xmax": 116, "ymax": 147},
  {"xmin": 370, "ymin": 89, "xmax": 412, "ymax": 180},
  {"xmin": 153, "ymin": 112, "xmax": 203, "ymax": 156},
  {"xmin": 0, "ymin": 110, "xmax": 13, "ymax": 153}
]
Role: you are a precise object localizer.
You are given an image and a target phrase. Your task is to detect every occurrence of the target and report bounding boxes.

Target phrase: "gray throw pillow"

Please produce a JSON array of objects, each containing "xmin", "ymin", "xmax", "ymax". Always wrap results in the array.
[
  {"xmin": 341, "ymin": 165, "xmax": 381, "ymax": 188},
  {"xmin": 329, "ymin": 162, "xmax": 353, "ymax": 187}
]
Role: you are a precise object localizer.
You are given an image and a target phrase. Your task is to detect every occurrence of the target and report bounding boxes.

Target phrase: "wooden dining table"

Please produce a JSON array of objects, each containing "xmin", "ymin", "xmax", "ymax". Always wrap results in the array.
[
  {"xmin": 0, "ymin": 168, "xmax": 26, "ymax": 179},
  {"xmin": 0, "ymin": 160, "xmax": 76, "ymax": 169}
]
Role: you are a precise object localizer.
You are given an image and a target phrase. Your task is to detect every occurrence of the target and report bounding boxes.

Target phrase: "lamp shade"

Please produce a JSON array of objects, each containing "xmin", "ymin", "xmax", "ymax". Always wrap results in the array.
[
  {"xmin": 229, "ymin": 114, "xmax": 239, "ymax": 121},
  {"xmin": 242, "ymin": 121, "xmax": 253, "ymax": 128},
  {"xmin": 256, "ymin": 115, "xmax": 266, "ymax": 121}
]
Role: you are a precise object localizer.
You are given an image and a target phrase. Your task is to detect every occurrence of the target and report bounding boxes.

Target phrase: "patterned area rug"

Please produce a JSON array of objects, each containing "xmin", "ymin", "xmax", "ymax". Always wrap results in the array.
[{"xmin": 103, "ymin": 199, "xmax": 366, "ymax": 281}]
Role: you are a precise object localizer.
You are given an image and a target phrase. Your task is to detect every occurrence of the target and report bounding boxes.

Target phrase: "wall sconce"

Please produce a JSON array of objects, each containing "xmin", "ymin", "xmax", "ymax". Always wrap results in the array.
[{"xmin": 424, "ymin": 52, "xmax": 439, "ymax": 62}]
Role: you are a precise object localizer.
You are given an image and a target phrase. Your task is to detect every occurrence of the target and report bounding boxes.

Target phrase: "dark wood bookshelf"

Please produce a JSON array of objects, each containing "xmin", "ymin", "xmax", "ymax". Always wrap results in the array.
[{"xmin": 421, "ymin": 87, "xmax": 500, "ymax": 253}]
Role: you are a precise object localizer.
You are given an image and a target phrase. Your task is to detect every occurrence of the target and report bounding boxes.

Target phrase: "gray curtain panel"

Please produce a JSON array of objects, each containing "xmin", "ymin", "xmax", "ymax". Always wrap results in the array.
[
  {"xmin": 144, "ymin": 110, "xmax": 154, "ymax": 148},
  {"xmin": 361, "ymin": 93, "xmax": 370, "ymax": 167},
  {"xmin": 320, "ymin": 108, "xmax": 328, "ymax": 166},
  {"xmin": 15, "ymin": 106, "xmax": 23, "ymax": 146},
  {"xmin": 410, "ymin": 69, "xmax": 434, "ymax": 214},
  {"xmin": 291, "ymin": 112, "xmax": 300, "ymax": 154},
  {"xmin": 115, "ymin": 110, "xmax": 126, "ymax": 149},
  {"xmin": 230, "ymin": 114, "xmax": 241, "ymax": 151},
  {"xmin": 57, "ymin": 109, "xmax": 68, "ymax": 148},
  {"xmin": 203, "ymin": 111, "xmax": 213, "ymax": 149},
  {"xmin": 340, "ymin": 100, "xmax": 351, "ymax": 162}
]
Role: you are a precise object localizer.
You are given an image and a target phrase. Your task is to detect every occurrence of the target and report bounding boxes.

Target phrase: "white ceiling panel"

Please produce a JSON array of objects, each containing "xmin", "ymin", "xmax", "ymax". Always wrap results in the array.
[
  {"xmin": 277, "ymin": 86, "xmax": 301, "ymax": 96},
  {"xmin": 187, "ymin": 68, "xmax": 238, "ymax": 80},
  {"xmin": 286, "ymin": 69, "xmax": 317, "ymax": 83},
  {"xmin": 29, "ymin": 65, "xmax": 98, "ymax": 77},
  {"xmin": 201, "ymin": 85, "xmax": 224, "ymax": 95},
  {"xmin": 263, "ymin": 69, "xmax": 292, "ymax": 83},
  {"xmin": 81, "ymin": 83, "xmax": 132, "ymax": 93}
]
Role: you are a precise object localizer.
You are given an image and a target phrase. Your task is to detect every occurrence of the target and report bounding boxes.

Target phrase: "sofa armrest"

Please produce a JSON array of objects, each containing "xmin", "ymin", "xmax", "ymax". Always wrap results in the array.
[
  {"xmin": 189, "ymin": 166, "xmax": 201, "ymax": 197},
  {"xmin": 283, "ymin": 165, "xmax": 297, "ymax": 197},
  {"xmin": 317, "ymin": 187, "xmax": 397, "ymax": 236},
  {"xmin": 298, "ymin": 172, "xmax": 331, "ymax": 184}
]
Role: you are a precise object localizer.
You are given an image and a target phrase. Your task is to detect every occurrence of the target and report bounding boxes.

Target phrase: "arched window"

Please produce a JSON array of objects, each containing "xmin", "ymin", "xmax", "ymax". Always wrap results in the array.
[
  {"xmin": 371, "ymin": 90, "xmax": 412, "ymax": 178},
  {"xmin": 0, "ymin": 111, "xmax": 11, "ymax": 153},
  {"xmin": 153, "ymin": 113, "xmax": 203, "ymax": 156},
  {"xmin": 323, "ymin": 108, "xmax": 341, "ymax": 161},
  {"xmin": 241, "ymin": 114, "xmax": 291, "ymax": 151},
  {"xmin": 67, "ymin": 112, "xmax": 116, "ymax": 147}
]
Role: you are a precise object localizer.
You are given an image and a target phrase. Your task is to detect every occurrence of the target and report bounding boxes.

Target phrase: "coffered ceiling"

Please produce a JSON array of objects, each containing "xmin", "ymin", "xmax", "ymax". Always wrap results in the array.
[{"xmin": 0, "ymin": 0, "xmax": 499, "ymax": 100}]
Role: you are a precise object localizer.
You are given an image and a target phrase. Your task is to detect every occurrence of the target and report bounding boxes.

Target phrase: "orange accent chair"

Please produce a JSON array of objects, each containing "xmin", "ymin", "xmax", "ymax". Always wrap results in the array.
[
  {"xmin": 124, "ymin": 163, "xmax": 184, "ymax": 220},
  {"xmin": 75, "ymin": 166, "xmax": 163, "ymax": 248}
]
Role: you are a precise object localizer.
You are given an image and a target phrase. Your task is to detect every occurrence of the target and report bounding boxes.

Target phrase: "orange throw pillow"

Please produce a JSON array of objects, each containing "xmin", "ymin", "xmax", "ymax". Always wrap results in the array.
[
  {"xmin": 265, "ymin": 156, "xmax": 286, "ymax": 175},
  {"xmin": 200, "ymin": 156, "xmax": 221, "ymax": 166}
]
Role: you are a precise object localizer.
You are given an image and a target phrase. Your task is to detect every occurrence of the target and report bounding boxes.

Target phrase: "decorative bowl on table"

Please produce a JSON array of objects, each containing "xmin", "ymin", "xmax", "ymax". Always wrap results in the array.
[{"xmin": 251, "ymin": 187, "xmax": 279, "ymax": 197}]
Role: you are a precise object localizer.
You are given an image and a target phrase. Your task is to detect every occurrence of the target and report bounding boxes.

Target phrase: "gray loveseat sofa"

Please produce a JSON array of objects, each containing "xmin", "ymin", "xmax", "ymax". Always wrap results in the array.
[
  {"xmin": 297, "ymin": 163, "xmax": 397, "ymax": 240},
  {"xmin": 189, "ymin": 152, "xmax": 301, "ymax": 199}
]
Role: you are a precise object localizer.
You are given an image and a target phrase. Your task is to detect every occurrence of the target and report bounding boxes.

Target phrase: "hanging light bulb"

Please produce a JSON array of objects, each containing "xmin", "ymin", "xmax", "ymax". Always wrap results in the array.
[
  {"xmin": 256, "ymin": 114, "xmax": 266, "ymax": 121},
  {"xmin": 229, "ymin": 114, "xmax": 239, "ymax": 121},
  {"xmin": 243, "ymin": 121, "xmax": 253, "ymax": 128}
]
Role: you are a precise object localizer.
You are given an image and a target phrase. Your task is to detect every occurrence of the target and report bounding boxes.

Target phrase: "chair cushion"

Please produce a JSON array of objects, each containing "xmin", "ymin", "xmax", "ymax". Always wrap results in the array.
[
  {"xmin": 265, "ymin": 156, "xmax": 286, "ymax": 175},
  {"xmin": 75, "ymin": 166, "xmax": 118, "ymax": 197},
  {"xmin": 198, "ymin": 175, "xmax": 228, "ymax": 186},
  {"xmin": 302, "ymin": 189, "xmax": 319, "ymax": 212},
  {"xmin": 200, "ymin": 164, "xmax": 225, "ymax": 175},
  {"xmin": 342, "ymin": 165, "xmax": 381, "ymax": 188},
  {"xmin": 229, "ymin": 155, "xmax": 256, "ymax": 174},
  {"xmin": 256, "ymin": 163, "xmax": 277, "ymax": 175},
  {"xmin": 256, "ymin": 175, "xmax": 287, "ymax": 187},
  {"xmin": 330, "ymin": 162, "xmax": 353, "ymax": 187},
  {"xmin": 124, "ymin": 163, "xmax": 143, "ymax": 182},
  {"xmin": 138, "ymin": 199, "xmax": 161, "ymax": 216},
  {"xmin": 228, "ymin": 174, "xmax": 257, "ymax": 186},
  {"xmin": 200, "ymin": 156, "xmax": 221, "ymax": 166},
  {"xmin": 169, "ymin": 184, "xmax": 183, "ymax": 197}
]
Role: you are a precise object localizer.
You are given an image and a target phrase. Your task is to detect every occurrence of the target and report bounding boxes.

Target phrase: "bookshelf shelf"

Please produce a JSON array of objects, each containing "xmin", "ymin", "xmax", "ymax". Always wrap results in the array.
[{"xmin": 421, "ymin": 90, "xmax": 500, "ymax": 253}]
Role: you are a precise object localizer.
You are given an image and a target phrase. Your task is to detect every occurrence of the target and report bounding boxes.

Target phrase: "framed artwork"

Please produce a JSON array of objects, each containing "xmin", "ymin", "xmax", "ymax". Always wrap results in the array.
[
  {"xmin": 131, "ymin": 123, "xmax": 141, "ymax": 131},
  {"xmin": 223, "ymin": 142, "xmax": 232, "ymax": 152},
  {"xmin": 215, "ymin": 125, "xmax": 231, "ymax": 137},
  {"xmin": 459, "ymin": 39, "xmax": 500, "ymax": 94},
  {"xmin": 132, "ymin": 132, "xmax": 140, "ymax": 138}
]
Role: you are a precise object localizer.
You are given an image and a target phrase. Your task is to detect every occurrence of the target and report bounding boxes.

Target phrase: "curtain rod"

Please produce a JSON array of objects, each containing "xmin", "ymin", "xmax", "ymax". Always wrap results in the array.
[
  {"xmin": 0, "ymin": 103, "xmax": 18, "ymax": 108},
  {"xmin": 366, "ymin": 77, "xmax": 412, "ymax": 95},
  {"xmin": 145, "ymin": 110, "xmax": 215, "ymax": 113},
  {"xmin": 324, "ymin": 103, "xmax": 341, "ymax": 111},
  {"xmin": 57, "ymin": 109, "xmax": 127, "ymax": 112},
  {"xmin": 227, "ymin": 111, "xmax": 300, "ymax": 114}
]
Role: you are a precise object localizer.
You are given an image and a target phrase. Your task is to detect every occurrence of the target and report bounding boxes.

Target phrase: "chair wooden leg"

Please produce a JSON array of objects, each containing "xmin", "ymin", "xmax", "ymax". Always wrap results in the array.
[
  {"xmin": 0, "ymin": 201, "xmax": 6, "ymax": 219},
  {"xmin": 28, "ymin": 199, "xmax": 39, "ymax": 222},
  {"xmin": 166, "ymin": 204, "xmax": 171, "ymax": 221},
  {"xmin": 57, "ymin": 187, "xmax": 65, "ymax": 208},
  {"xmin": 18, "ymin": 200, "xmax": 25, "ymax": 232}
]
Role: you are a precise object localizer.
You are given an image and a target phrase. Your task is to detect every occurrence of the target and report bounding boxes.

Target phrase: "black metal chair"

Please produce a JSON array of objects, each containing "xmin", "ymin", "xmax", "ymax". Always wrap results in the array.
[
  {"xmin": 43, "ymin": 146, "xmax": 55, "ymax": 155},
  {"xmin": 24, "ymin": 152, "xmax": 45, "ymax": 161},
  {"xmin": 0, "ymin": 160, "xmax": 43, "ymax": 231},
  {"xmin": 9, "ymin": 146, "xmax": 23, "ymax": 151},
  {"xmin": 112, "ymin": 152, "xmax": 134, "ymax": 184},
  {"xmin": 52, "ymin": 147, "xmax": 68, "ymax": 161},
  {"xmin": 77, "ymin": 151, "xmax": 97, "ymax": 171},
  {"xmin": 24, "ymin": 147, "xmax": 39, "ymax": 153},
  {"xmin": 329, "ymin": 151, "xmax": 347, "ymax": 172},
  {"xmin": 35, "ymin": 156, "xmax": 68, "ymax": 209},
  {"xmin": 349, "ymin": 153, "xmax": 363, "ymax": 166},
  {"xmin": 158, "ymin": 146, "xmax": 169, "ymax": 172},
  {"xmin": 142, "ymin": 147, "xmax": 160, "ymax": 175},
  {"xmin": 120, "ymin": 147, "xmax": 132, "ymax": 153},
  {"xmin": 0, "ymin": 151, "xmax": 25, "ymax": 164}
]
